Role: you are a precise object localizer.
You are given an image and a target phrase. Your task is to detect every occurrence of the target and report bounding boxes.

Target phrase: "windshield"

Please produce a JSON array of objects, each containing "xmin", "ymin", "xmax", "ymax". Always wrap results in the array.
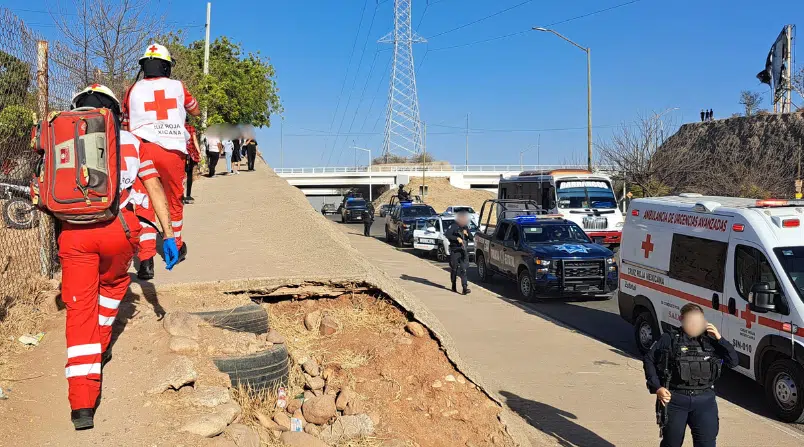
[
  {"xmin": 451, "ymin": 206, "xmax": 475, "ymax": 214},
  {"xmin": 402, "ymin": 206, "xmax": 437, "ymax": 218},
  {"xmin": 556, "ymin": 180, "xmax": 617, "ymax": 209},
  {"xmin": 774, "ymin": 247, "xmax": 804, "ymax": 301},
  {"xmin": 415, "ymin": 218, "xmax": 441, "ymax": 230},
  {"xmin": 346, "ymin": 199, "xmax": 366, "ymax": 208},
  {"xmin": 523, "ymin": 224, "xmax": 591, "ymax": 244}
]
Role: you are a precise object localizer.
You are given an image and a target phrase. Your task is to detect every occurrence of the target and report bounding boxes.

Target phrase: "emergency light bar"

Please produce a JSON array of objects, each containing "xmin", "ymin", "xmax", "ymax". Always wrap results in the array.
[
  {"xmin": 771, "ymin": 216, "xmax": 801, "ymax": 228},
  {"xmin": 754, "ymin": 199, "xmax": 804, "ymax": 207}
]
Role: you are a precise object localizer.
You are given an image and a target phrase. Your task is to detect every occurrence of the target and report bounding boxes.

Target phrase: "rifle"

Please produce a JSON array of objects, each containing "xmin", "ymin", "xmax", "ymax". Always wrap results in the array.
[{"xmin": 656, "ymin": 348, "xmax": 671, "ymax": 437}]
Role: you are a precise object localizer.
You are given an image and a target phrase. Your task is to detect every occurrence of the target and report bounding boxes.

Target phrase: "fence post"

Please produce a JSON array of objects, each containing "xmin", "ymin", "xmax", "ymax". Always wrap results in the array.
[{"xmin": 36, "ymin": 40, "xmax": 54, "ymax": 278}]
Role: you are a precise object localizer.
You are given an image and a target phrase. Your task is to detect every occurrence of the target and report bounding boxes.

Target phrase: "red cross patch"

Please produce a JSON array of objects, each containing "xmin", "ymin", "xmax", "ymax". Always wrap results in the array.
[
  {"xmin": 641, "ymin": 234, "xmax": 655, "ymax": 259},
  {"xmin": 144, "ymin": 89, "xmax": 178, "ymax": 120}
]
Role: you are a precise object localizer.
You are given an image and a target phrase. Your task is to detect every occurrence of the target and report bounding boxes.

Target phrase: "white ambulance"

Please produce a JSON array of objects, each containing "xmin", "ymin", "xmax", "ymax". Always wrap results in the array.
[{"xmin": 619, "ymin": 194, "xmax": 804, "ymax": 422}]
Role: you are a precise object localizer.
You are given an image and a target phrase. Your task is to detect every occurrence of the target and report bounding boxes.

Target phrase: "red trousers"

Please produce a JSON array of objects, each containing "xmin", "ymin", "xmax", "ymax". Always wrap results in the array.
[
  {"xmin": 59, "ymin": 210, "xmax": 140, "ymax": 410},
  {"xmin": 136, "ymin": 142, "xmax": 186, "ymax": 261}
]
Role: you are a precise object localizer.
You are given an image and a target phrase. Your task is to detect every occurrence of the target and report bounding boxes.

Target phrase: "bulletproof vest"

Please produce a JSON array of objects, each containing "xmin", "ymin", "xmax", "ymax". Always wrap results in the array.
[{"xmin": 668, "ymin": 333, "xmax": 722, "ymax": 390}]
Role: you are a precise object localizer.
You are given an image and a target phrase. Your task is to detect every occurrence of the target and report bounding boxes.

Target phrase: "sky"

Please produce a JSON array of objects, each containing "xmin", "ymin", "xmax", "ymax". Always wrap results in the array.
[{"xmin": 7, "ymin": 0, "xmax": 804, "ymax": 168}]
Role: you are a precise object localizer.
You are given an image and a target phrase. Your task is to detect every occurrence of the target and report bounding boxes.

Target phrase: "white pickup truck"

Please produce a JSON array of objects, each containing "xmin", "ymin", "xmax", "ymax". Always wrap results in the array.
[{"xmin": 413, "ymin": 215, "xmax": 477, "ymax": 262}]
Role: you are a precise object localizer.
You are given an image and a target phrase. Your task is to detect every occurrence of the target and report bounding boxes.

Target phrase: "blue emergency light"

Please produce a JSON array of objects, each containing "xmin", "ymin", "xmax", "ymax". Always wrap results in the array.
[
  {"xmin": 400, "ymin": 201, "xmax": 413, "ymax": 207},
  {"xmin": 513, "ymin": 215, "xmax": 539, "ymax": 223}
]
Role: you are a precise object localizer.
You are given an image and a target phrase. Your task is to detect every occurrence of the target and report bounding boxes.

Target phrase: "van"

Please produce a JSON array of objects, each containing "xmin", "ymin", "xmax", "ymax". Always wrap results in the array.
[
  {"xmin": 498, "ymin": 169, "xmax": 623, "ymax": 250},
  {"xmin": 619, "ymin": 194, "xmax": 804, "ymax": 422}
]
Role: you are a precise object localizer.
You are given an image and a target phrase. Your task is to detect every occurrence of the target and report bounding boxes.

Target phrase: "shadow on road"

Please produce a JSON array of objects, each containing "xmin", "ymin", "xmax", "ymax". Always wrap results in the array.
[
  {"xmin": 501, "ymin": 390, "xmax": 615, "ymax": 447},
  {"xmin": 399, "ymin": 273, "xmax": 449, "ymax": 291}
]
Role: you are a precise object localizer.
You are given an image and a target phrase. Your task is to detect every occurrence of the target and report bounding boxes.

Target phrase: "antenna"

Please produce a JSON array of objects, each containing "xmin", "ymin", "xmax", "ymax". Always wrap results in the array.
[{"xmin": 379, "ymin": 0, "xmax": 426, "ymax": 158}]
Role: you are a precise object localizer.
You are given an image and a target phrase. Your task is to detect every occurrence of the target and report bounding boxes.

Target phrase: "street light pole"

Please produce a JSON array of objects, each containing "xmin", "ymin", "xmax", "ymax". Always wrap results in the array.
[
  {"xmin": 520, "ymin": 147, "xmax": 530, "ymax": 171},
  {"xmin": 534, "ymin": 27, "xmax": 592, "ymax": 172},
  {"xmin": 352, "ymin": 146, "xmax": 372, "ymax": 201}
]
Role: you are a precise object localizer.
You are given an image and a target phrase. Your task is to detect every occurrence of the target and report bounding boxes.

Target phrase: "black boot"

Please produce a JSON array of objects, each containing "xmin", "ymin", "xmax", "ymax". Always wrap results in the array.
[
  {"xmin": 71, "ymin": 408, "xmax": 95, "ymax": 430},
  {"xmin": 451, "ymin": 282, "xmax": 457, "ymax": 293},
  {"xmin": 101, "ymin": 347, "xmax": 112, "ymax": 368},
  {"xmin": 177, "ymin": 242, "xmax": 188, "ymax": 263},
  {"xmin": 462, "ymin": 287, "xmax": 471, "ymax": 295},
  {"xmin": 137, "ymin": 258, "xmax": 154, "ymax": 280}
]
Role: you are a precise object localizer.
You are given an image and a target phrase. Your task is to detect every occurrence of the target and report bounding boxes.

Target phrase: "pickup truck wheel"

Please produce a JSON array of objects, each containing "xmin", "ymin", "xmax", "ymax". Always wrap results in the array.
[
  {"xmin": 765, "ymin": 359, "xmax": 804, "ymax": 423},
  {"xmin": 477, "ymin": 253, "xmax": 491, "ymax": 282},
  {"xmin": 634, "ymin": 311, "xmax": 659, "ymax": 355},
  {"xmin": 436, "ymin": 245, "xmax": 448, "ymax": 262},
  {"xmin": 518, "ymin": 270, "xmax": 534, "ymax": 300}
]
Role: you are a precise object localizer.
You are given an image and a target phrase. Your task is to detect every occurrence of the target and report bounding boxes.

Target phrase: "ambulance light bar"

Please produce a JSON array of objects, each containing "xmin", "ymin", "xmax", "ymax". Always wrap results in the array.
[
  {"xmin": 771, "ymin": 216, "xmax": 801, "ymax": 228},
  {"xmin": 754, "ymin": 199, "xmax": 804, "ymax": 207}
]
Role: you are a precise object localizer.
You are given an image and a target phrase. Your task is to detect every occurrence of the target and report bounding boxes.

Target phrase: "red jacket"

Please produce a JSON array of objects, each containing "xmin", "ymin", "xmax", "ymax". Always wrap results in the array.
[{"xmin": 185, "ymin": 124, "xmax": 201, "ymax": 162}]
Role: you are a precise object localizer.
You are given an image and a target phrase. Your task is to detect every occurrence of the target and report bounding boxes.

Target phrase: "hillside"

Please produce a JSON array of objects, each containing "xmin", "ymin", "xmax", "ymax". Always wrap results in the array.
[
  {"xmin": 373, "ymin": 176, "xmax": 494, "ymax": 215},
  {"xmin": 656, "ymin": 112, "xmax": 804, "ymax": 197}
]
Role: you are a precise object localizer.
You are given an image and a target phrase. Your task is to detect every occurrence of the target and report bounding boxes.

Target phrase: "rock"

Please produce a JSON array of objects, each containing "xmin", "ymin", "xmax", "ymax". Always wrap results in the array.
[
  {"xmin": 187, "ymin": 385, "xmax": 231, "ymax": 408},
  {"xmin": 456, "ymin": 375, "xmax": 466, "ymax": 385},
  {"xmin": 343, "ymin": 399, "xmax": 364, "ymax": 416},
  {"xmin": 148, "ymin": 356, "xmax": 198, "ymax": 394},
  {"xmin": 204, "ymin": 371, "xmax": 232, "ymax": 389},
  {"xmin": 321, "ymin": 367, "xmax": 334, "ymax": 381},
  {"xmin": 444, "ymin": 374, "xmax": 456, "ymax": 383},
  {"xmin": 207, "ymin": 345, "xmax": 217, "ymax": 355},
  {"xmin": 304, "ymin": 374, "xmax": 325, "ymax": 391},
  {"xmin": 256, "ymin": 412, "xmax": 282, "ymax": 430},
  {"xmin": 304, "ymin": 423, "xmax": 321, "ymax": 437},
  {"xmin": 335, "ymin": 387, "xmax": 353, "ymax": 411},
  {"xmin": 291, "ymin": 350, "xmax": 309, "ymax": 365},
  {"xmin": 395, "ymin": 335, "xmax": 413, "ymax": 345},
  {"xmin": 442, "ymin": 409, "xmax": 459, "ymax": 418},
  {"xmin": 368, "ymin": 411, "xmax": 381, "ymax": 426},
  {"xmin": 319, "ymin": 315, "xmax": 339, "ymax": 336},
  {"xmin": 319, "ymin": 414, "xmax": 375, "ymax": 444},
  {"xmin": 163, "ymin": 312, "xmax": 202, "ymax": 339},
  {"xmin": 312, "ymin": 389, "xmax": 323, "ymax": 397},
  {"xmin": 304, "ymin": 311, "xmax": 321, "ymax": 331},
  {"xmin": 203, "ymin": 438, "xmax": 238, "ymax": 447},
  {"xmin": 302, "ymin": 358, "xmax": 320, "ymax": 377},
  {"xmin": 302, "ymin": 394, "xmax": 337, "ymax": 425},
  {"xmin": 265, "ymin": 329, "xmax": 286, "ymax": 344},
  {"xmin": 303, "ymin": 390, "xmax": 315, "ymax": 401},
  {"xmin": 279, "ymin": 431, "xmax": 328, "ymax": 447},
  {"xmin": 324, "ymin": 384, "xmax": 338, "ymax": 396},
  {"xmin": 292, "ymin": 409, "xmax": 306, "ymax": 425},
  {"xmin": 225, "ymin": 423, "xmax": 260, "ymax": 447},
  {"xmin": 431, "ymin": 380, "xmax": 442, "ymax": 389},
  {"xmin": 169, "ymin": 336, "xmax": 199, "ymax": 354},
  {"xmin": 273, "ymin": 411, "xmax": 292, "ymax": 431},
  {"xmin": 180, "ymin": 401, "xmax": 241, "ymax": 437},
  {"xmin": 286, "ymin": 398, "xmax": 303, "ymax": 414},
  {"xmin": 405, "ymin": 321, "xmax": 427, "ymax": 338}
]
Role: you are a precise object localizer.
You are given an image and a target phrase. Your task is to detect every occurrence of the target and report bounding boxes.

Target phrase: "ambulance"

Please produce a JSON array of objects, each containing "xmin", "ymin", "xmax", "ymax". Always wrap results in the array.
[{"xmin": 619, "ymin": 194, "xmax": 804, "ymax": 422}]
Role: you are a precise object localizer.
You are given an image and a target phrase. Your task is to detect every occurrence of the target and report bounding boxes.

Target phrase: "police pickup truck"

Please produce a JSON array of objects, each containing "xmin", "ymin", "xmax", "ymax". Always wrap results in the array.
[
  {"xmin": 474, "ymin": 199, "xmax": 618, "ymax": 300},
  {"xmin": 385, "ymin": 201, "xmax": 438, "ymax": 247}
]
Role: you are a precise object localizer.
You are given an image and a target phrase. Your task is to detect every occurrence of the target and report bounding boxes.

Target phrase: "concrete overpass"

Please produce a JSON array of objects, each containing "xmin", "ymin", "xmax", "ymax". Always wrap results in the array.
[{"xmin": 274, "ymin": 164, "xmax": 616, "ymax": 197}]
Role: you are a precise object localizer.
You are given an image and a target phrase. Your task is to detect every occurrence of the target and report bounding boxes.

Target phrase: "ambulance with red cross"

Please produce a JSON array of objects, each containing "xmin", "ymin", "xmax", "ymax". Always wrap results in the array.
[{"xmin": 618, "ymin": 194, "xmax": 804, "ymax": 422}]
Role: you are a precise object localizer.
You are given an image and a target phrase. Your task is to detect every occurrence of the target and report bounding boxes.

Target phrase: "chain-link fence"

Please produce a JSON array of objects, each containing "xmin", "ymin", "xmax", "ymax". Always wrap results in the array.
[{"xmin": 0, "ymin": 8, "xmax": 77, "ymax": 305}]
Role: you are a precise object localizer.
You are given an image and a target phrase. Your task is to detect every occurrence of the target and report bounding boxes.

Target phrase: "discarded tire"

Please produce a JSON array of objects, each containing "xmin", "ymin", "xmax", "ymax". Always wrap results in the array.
[
  {"xmin": 214, "ymin": 344, "xmax": 289, "ymax": 392},
  {"xmin": 193, "ymin": 303, "xmax": 269, "ymax": 334}
]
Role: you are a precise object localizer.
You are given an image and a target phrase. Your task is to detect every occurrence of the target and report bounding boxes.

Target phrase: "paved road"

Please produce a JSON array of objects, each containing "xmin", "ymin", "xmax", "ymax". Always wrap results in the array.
[{"xmin": 330, "ymin": 216, "xmax": 799, "ymax": 431}]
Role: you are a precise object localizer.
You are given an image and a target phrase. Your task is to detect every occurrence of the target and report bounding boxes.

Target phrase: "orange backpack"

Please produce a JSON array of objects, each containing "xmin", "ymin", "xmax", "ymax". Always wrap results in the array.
[{"xmin": 31, "ymin": 108, "xmax": 121, "ymax": 224}]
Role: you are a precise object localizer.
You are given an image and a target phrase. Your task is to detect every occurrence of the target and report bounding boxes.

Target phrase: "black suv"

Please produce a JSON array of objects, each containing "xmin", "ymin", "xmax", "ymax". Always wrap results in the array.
[
  {"xmin": 385, "ymin": 202, "xmax": 437, "ymax": 246},
  {"xmin": 341, "ymin": 198, "xmax": 368, "ymax": 223}
]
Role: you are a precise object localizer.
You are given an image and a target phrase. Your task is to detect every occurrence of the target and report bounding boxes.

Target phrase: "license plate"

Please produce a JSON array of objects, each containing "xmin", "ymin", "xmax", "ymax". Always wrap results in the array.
[
  {"xmin": 593, "ymin": 237, "xmax": 604, "ymax": 244},
  {"xmin": 419, "ymin": 238, "xmax": 436, "ymax": 244}
]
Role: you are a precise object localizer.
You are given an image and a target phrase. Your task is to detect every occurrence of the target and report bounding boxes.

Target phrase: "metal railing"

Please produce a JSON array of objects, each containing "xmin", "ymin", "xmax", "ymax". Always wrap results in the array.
[{"xmin": 274, "ymin": 164, "xmax": 616, "ymax": 175}]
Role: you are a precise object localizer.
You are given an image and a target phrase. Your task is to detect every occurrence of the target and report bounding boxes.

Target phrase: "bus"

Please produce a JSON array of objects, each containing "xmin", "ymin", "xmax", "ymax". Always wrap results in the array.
[{"xmin": 497, "ymin": 169, "xmax": 623, "ymax": 250}]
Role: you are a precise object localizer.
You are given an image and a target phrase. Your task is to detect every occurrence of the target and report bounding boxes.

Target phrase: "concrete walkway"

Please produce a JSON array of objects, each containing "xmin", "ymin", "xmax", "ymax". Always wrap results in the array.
[{"xmin": 337, "ymin": 224, "xmax": 804, "ymax": 447}]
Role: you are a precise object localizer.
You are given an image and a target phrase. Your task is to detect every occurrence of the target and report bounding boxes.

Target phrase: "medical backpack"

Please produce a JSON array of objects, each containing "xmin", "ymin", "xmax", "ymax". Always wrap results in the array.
[{"xmin": 31, "ymin": 107, "xmax": 121, "ymax": 224}]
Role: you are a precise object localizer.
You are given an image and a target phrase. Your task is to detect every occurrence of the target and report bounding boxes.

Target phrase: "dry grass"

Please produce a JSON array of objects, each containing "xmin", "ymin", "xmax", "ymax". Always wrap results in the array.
[{"xmin": 329, "ymin": 349, "xmax": 372, "ymax": 370}]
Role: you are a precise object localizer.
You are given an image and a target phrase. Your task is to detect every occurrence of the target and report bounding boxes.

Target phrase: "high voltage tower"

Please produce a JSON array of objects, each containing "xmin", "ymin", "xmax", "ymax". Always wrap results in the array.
[{"xmin": 379, "ymin": 0, "xmax": 426, "ymax": 158}]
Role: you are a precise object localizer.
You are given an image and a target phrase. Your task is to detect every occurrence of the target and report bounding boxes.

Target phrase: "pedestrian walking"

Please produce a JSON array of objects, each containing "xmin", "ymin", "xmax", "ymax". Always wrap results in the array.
[
  {"xmin": 40, "ymin": 85, "xmax": 177, "ymax": 429},
  {"xmin": 362, "ymin": 203, "xmax": 375, "ymax": 236},
  {"xmin": 205, "ymin": 137, "xmax": 221, "ymax": 177},
  {"xmin": 445, "ymin": 211, "xmax": 473, "ymax": 295},
  {"xmin": 222, "ymin": 139, "xmax": 234, "ymax": 175},
  {"xmin": 643, "ymin": 303, "xmax": 737, "ymax": 447},
  {"xmin": 231, "ymin": 138, "xmax": 243, "ymax": 173},
  {"xmin": 124, "ymin": 43, "xmax": 199, "ymax": 277},
  {"xmin": 700, "ymin": 110, "xmax": 705, "ymax": 122},
  {"xmin": 243, "ymin": 137, "xmax": 258, "ymax": 171},
  {"xmin": 183, "ymin": 122, "xmax": 201, "ymax": 204}
]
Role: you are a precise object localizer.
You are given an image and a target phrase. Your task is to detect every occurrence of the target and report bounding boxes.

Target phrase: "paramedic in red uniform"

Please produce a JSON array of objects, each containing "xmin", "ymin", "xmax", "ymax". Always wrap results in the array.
[
  {"xmin": 60, "ymin": 85, "xmax": 178, "ymax": 430},
  {"xmin": 123, "ymin": 43, "xmax": 200, "ymax": 280}
]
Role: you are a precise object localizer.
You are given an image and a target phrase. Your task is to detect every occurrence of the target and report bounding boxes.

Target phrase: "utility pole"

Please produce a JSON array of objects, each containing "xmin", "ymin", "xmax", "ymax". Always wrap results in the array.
[
  {"xmin": 351, "ymin": 146, "xmax": 373, "ymax": 201},
  {"xmin": 786, "ymin": 24, "xmax": 793, "ymax": 113},
  {"xmin": 280, "ymin": 120, "xmax": 284, "ymax": 169},
  {"xmin": 422, "ymin": 122, "xmax": 427, "ymax": 196},
  {"xmin": 465, "ymin": 113, "xmax": 470, "ymax": 170},
  {"xmin": 202, "ymin": 2, "xmax": 211, "ymax": 128}
]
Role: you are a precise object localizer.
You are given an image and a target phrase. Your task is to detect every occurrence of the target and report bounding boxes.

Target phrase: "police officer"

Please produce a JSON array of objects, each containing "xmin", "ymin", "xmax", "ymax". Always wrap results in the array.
[
  {"xmin": 397, "ymin": 183, "xmax": 410, "ymax": 202},
  {"xmin": 643, "ymin": 303, "xmax": 738, "ymax": 447},
  {"xmin": 445, "ymin": 211, "xmax": 473, "ymax": 295},
  {"xmin": 362, "ymin": 203, "xmax": 374, "ymax": 237}
]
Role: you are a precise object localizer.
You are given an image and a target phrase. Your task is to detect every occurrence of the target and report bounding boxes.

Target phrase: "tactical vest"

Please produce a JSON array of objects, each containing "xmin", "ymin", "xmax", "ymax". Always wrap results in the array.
[{"xmin": 667, "ymin": 332, "xmax": 722, "ymax": 390}]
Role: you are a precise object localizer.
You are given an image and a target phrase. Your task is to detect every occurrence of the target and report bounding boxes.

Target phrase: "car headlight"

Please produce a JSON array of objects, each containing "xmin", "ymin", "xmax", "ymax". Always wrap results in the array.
[
  {"xmin": 606, "ymin": 258, "xmax": 615, "ymax": 264},
  {"xmin": 616, "ymin": 222, "xmax": 624, "ymax": 228},
  {"xmin": 535, "ymin": 258, "xmax": 551, "ymax": 266}
]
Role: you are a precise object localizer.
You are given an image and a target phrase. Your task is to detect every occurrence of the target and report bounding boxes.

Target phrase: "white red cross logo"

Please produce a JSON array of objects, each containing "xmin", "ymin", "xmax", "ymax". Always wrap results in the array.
[
  {"xmin": 741, "ymin": 304, "xmax": 756, "ymax": 329},
  {"xmin": 144, "ymin": 89, "xmax": 178, "ymax": 120},
  {"xmin": 641, "ymin": 234, "xmax": 654, "ymax": 258},
  {"xmin": 149, "ymin": 45, "xmax": 159, "ymax": 53}
]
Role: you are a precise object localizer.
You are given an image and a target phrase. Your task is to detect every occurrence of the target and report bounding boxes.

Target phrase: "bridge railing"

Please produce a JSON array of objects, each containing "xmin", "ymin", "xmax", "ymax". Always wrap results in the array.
[{"xmin": 273, "ymin": 164, "xmax": 616, "ymax": 174}]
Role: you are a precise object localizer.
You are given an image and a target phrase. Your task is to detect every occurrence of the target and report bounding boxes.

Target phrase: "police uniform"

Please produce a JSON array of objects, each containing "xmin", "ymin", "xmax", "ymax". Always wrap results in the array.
[
  {"xmin": 362, "ymin": 204, "xmax": 374, "ymax": 237},
  {"xmin": 445, "ymin": 222, "xmax": 473, "ymax": 294},
  {"xmin": 643, "ymin": 330, "xmax": 738, "ymax": 447}
]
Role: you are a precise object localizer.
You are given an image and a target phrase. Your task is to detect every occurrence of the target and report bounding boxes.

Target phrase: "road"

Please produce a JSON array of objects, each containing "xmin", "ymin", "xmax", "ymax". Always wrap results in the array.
[{"xmin": 329, "ymin": 215, "xmax": 799, "ymax": 432}]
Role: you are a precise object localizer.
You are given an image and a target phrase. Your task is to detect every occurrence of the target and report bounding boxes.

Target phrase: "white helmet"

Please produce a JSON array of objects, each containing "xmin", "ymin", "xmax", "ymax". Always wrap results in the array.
[
  {"xmin": 140, "ymin": 43, "xmax": 173, "ymax": 64},
  {"xmin": 71, "ymin": 84, "xmax": 120, "ymax": 110}
]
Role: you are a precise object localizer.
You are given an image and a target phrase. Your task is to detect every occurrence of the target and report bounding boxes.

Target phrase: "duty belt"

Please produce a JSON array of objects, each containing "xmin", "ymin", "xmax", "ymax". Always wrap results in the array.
[{"xmin": 670, "ymin": 387, "xmax": 713, "ymax": 396}]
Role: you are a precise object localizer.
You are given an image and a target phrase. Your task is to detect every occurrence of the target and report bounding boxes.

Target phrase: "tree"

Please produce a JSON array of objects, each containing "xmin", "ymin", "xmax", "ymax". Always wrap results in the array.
[
  {"xmin": 49, "ymin": 0, "xmax": 165, "ymax": 98},
  {"xmin": 161, "ymin": 33, "xmax": 282, "ymax": 129},
  {"xmin": 739, "ymin": 91, "xmax": 763, "ymax": 116},
  {"xmin": 598, "ymin": 113, "xmax": 702, "ymax": 197}
]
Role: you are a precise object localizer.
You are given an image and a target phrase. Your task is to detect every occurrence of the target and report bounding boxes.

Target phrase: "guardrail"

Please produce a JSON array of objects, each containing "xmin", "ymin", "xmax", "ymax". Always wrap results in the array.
[{"xmin": 274, "ymin": 164, "xmax": 616, "ymax": 174}]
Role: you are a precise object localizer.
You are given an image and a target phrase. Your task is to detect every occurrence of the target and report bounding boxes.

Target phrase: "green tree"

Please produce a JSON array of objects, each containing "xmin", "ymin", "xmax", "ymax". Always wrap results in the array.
[{"xmin": 161, "ymin": 33, "xmax": 282, "ymax": 129}]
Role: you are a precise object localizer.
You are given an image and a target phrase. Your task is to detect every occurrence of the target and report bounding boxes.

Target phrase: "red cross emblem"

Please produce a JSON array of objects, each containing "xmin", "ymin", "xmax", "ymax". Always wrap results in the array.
[
  {"xmin": 90, "ymin": 83, "xmax": 100, "ymax": 89},
  {"xmin": 144, "ymin": 89, "xmax": 178, "ymax": 120},
  {"xmin": 641, "ymin": 234, "xmax": 654, "ymax": 258},
  {"xmin": 741, "ymin": 304, "xmax": 756, "ymax": 329},
  {"xmin": 149, "ymin": 45, "xmax": 159, "ymax": 53}
]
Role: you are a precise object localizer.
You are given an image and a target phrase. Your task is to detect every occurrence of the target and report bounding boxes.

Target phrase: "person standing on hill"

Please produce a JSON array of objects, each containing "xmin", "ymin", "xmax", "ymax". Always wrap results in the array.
[
  {"xmin": 708, "ymin": 108, "xmax": 714, "ymax": 121},
  {"xmin": 700, "ymin": 110, "xmax": 705, "ymax": 122}
]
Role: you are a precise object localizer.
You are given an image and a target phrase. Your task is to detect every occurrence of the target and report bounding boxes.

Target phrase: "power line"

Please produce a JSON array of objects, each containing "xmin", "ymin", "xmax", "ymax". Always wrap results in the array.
[
  {"xmin": 431, "ymin": 30, "xmax": 530, "ymax": 52},
  {"xmin": 540, "ymin": 0, "xmax": 641, "ymax": 28},
  {"xmin": 427, "ymin": 0, "xmax": 534, "ymax": 39},
  {"xmin": 319, "ymin": 0, "xmax": 371, "ymax": 163}
]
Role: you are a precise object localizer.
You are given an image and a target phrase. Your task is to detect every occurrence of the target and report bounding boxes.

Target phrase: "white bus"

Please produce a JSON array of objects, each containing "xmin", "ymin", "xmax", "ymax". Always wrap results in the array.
[{"xmin": 498, "ymin": 169, "xmax": 623, "ymax": 249}]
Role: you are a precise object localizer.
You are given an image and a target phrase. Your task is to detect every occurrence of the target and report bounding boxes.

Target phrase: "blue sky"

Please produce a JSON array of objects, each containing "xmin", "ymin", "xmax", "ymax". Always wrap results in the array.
[{"xmin": 8, "ymin": 0, "xmax": 804, "ymax": 168}]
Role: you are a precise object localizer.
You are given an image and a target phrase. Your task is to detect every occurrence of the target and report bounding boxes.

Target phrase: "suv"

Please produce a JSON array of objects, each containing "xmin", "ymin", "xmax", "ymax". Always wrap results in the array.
[
  {"xmin": 341, "ymin": 198, "xmax": 368, "ymax": 223},
  {"xmin": 443, "ymin": 205, "xmax": 480, "ymax": 226},
  {"xmin": 385, "ymin": 202, "xmax": 437, "ymax": 247},
  {"xmin": 413, "ymin": 215, "xmax": 478, "ymax": 262},
  {"xmin": 321, "ymin": 203, "xmax": 337, "ymax": 215},
  {"xmin": 474, "ymin": 199, "xmax": 617, "ymax": 300}
]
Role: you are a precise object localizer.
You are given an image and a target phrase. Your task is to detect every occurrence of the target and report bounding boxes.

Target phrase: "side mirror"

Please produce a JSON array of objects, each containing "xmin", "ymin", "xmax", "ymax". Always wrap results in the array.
[
  {"xmin": 548, "ymin": 200, "xmax": 557, "ymax": 210},
  {"xmin": 749, "ymin": 282, "xmax": 778, "ymax": 313}
]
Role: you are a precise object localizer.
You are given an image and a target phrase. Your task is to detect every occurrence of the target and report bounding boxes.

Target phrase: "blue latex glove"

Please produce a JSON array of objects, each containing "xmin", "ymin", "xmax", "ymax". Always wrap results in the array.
[{"xmin": 162, "ymin": 238, "xmax": 179, "ymax": 270}]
